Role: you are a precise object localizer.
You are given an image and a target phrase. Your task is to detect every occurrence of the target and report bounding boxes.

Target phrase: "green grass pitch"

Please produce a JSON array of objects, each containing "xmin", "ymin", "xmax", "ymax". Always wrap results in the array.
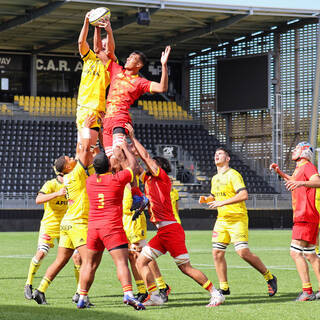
[{"xmin": 1, "ymin": 230, "xmax": 320, "ymax": 320}]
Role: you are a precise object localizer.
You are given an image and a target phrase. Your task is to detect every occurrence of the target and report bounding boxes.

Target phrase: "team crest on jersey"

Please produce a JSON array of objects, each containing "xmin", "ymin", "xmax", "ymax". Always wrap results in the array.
[{"xmin": 212, "ymin": 231, "xmax": 218, "ymax": 237}]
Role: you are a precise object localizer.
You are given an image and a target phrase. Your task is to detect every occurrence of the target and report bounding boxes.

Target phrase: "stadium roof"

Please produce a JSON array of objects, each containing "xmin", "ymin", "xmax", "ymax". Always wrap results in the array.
[{"xmin": 0, "ymin": 0, "xmax": 319, "ymax": 60}]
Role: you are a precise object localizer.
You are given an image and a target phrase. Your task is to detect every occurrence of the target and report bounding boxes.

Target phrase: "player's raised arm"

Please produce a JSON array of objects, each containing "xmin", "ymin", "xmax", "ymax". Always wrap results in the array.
[
  {"xmin": 150, "ymin": 46, "xmax": 171, "ymax": 93},
  {"xmin": 78, "ymin": 11, "xmax": 92, "ymax": 56},
  {"xmin": 125, "ymin": 123, "xmax": 159, "ymax": 176},
  {"xmin": 36, "ymin": 187, "xmax": 66, "ymax": 205},
  {"xmin": 78, "ymin": 114, "xmax": 96, "ymax": 167},
  {"xmin": 95, "ymin": 19, "xmax": 116, "ymax": 62},
  {"xmin": 120, "ymin": 141, "xmax": 139, "ymax": 176},
  {"xmin": 269, "ymin": 163, "xmax": 292, "ymax": 181}
]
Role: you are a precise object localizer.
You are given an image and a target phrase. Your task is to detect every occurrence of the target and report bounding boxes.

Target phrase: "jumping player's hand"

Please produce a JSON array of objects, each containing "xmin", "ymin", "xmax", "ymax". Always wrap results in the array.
[
  {"xmin": 208, "ymin": 200, "xmax": 224, "ymax": 209},
  {"xmin": 57, "ymin": 187, "xmax": 66, "ymax": 197},
  {"xmin": 161, "ymin": 46, "xmax": 171, "ymax": 65},
  {"xmin": 285, "ymin": 180, "xmax": 305, "ymax": 191},
  {"xmin": 84, "ymin": 114, "xmax": 96, "ymax": 128},
  {"xmin": 269, "ymin": 163, "xmax": 279, "ymax": 172},
  {"xmin": 125, "ymin": 123, "xmax": 135, "ymax": 138},
  {"xmin": 85, "ymin": 10, "xmax": 93, "ymax": 22}
]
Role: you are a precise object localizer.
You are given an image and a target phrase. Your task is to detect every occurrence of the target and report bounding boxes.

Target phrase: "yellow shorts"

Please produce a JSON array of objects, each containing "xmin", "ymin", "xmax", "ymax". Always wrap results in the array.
[
  {"xmin": 38, "ymin": 223, "xmax": 60, "ymax": 248},
  {"xmin": 76, "ymin": 106, "xmax": 102, "ymax": 130},
  {"xmin": 212, "ymin": 218, "xmax": 248, "ymax": 244},
  {"xmin": 59, "ymin": 223, "xmax": 88, "ymax": 250}
]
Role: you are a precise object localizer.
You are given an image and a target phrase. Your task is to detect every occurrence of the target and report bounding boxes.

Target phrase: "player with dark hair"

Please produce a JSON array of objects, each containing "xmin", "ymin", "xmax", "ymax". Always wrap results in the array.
[
  {"xmin": 199, "ymin": 147, "xmax": 277, "ymax": 297},
  {"xmin": 125, "ymin": 123, "xmax": 224, "ymax": 307},
  {"xmin": 270, "ymin": 142, "xmax": 320, "ymax": 301},
  {"xmin": 77, "ymin": 144, "xmax": 145, "ymax": 310},
  {"xmin": 24, "ymin": 168, "xmax": 67, "ymax": 299},
  {"xmin": 32, "ymin": 115, "xmax": 96, "ymax": 305},
  {"xmin": 98, "ymin": 24, "xmax": 171, "ymax": 158}
]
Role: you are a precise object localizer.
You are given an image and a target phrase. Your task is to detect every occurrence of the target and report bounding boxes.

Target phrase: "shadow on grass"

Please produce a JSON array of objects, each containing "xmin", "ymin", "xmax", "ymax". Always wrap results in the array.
[
  {"xmin": 167, "ymin": 292, "xmax": 299, "ymax": 307},
  {"xmin": 0, "ymin": 305, "xmax": 141, "ymax": 320}
]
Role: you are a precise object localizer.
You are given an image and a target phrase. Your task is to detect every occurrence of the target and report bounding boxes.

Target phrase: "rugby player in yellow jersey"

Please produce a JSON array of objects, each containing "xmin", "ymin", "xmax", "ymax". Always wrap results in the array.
[
  {"xmin": 32, "ymin": 115, "xmax": 96, "ymax": 305},
  {"xmin": 122, "ymin": 182, "xmax": 171, "ymax": 303},
  {"xmin": 199, "ymin": 147, "xmax": 277, "ymax": 297},
  {"xmin": 170, "ymin": 186, "xmax": 181, "ymax": 224},
  {"xmin": 24, "ymin": 172, "xmax": 67, "ymax": 299},
  {"xmin": 76, "ymin": 10, "xmax": 115, "ymax": 150}
]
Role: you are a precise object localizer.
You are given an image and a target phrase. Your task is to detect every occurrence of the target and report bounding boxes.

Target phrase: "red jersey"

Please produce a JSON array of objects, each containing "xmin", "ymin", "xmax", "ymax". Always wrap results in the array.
[
  {"xmin": 86, "ymin": 168, "xmax": 134, "ymax": 232},
  {"xmin": 291, "ymin": 160, "xmax": 320, "ymax": 224},
  {"xmin": 105, "ymin": 61, "xmax": 152, "ymax": 122},
  {"xmin": 142, "ymin": 168, "xmax": 176, "ymax": 224}
]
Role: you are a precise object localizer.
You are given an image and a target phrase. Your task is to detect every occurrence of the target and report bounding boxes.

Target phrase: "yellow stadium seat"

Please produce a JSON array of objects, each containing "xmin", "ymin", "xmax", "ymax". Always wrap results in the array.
[
  {"xmin": 163, "ymin": 101, "xmax": 167, "ymax": 108},
  {"xmin": 177, "ymin": 105, "xmax": 182, "ymax": 112},
  {"xmin": 158, "ymin": 101, "xmax": 163, "ymax": 108},
  {"xmin": 152, "ymin": 100, "xmax": 157, "ymax": 108},
  {"xmin": 18, "ymin": 96, "xmax": 24, "ymax": 106},
  {"xmin": 14, "ymin": 95, "xmax": 19, "ymax": 103}
]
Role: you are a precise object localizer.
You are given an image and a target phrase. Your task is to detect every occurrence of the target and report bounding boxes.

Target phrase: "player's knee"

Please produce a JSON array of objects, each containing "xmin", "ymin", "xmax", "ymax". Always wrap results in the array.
[
  {"xmin": 37, "ymin": 243, "xmax": 50, "ymax": 257},
  {"xmin": 303, "ymin": 246, "xmax": 316, "ymax": 261},
  {"xmin": 290, "ymin": 242, "xmax": 304, "ymax": 258},
  {"xmin": 139, "ymin": 246, "xmax": 161, "ymax": 265},
  {"xmin": 212, "ymin": 244, "xmax": 227, "ymax": 259},
  {"xmin": 174, "ymin": 253, "xmax": 190, "ymax": 268}
]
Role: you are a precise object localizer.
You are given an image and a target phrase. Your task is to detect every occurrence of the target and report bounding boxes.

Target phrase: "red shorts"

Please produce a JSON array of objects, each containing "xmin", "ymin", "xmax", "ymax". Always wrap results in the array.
[
  {"xmin": 148, "ymin": 223, "xmax": 188, "ymax": 258},
  {"xmin": 87, "ymin": 226, "xmax": 128, "ymax": 251},
  {"xmin": 103, "ymin": 117, "xmax": 131, "ymax": 149},
  {"xmin": 292, "ymin": 222, "xmax": 319, "ymax": 245}
]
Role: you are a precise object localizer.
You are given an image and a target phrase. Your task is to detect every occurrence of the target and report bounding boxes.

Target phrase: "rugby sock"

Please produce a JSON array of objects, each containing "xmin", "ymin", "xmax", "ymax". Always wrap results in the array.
[
  {"xmin": 74, "ymin": 264, "xmax": 81, "ymax": 284},
  {"xmin": 131, "ymin": 187, "xmax": 143, "ymax": 197},
  {"xmin": 123, "ymin": 284, "xmax": 134, "ymax": 297},
  {"xmin": 38, "ymin": 277, "xmax": 51, "ymax": 293},
  {"xmin": 136, "ymin": 280, "xmax": 147, "ymax": 294},
  {"xmin": 155, "ymin": 276, "xmax": 166, "ymax": 290},
  {"xmin": 202, "ymin": 280, "xmax": 213, "ymax": 293},
  {"xmin": 263, "ymin": 270, "xmax": 273, "ymax": 281},
  {"xmin": 26, "ymin": 257, "xmax": 41, "ymax": 285},
  {"xmin": 147, "ymin": 283, "xmax": 158, "ymax": 294},
  {"xmin": 79, "ymin": 289, "xmax": 88, "ymax": 302},
  {"xmin": 219, "ymin": 281, "xmax": 229, "ymax": 291},
  {"xmin": 302, "ymin": 282, "xmax": 313, "ymax": 295},
  {"xmin": 316, "ymin": 246, "xmax": 319, "ymax": 255}
]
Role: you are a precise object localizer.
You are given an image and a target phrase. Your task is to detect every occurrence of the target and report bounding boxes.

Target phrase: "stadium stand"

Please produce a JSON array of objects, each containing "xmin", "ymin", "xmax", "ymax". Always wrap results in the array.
[
  {"xmin": 14, "ymin": 96, "xmax": 77, "ymax": 117},
  {"xmin": 0, "ymin": 118, "xmax": 275, "ymax": 195}
]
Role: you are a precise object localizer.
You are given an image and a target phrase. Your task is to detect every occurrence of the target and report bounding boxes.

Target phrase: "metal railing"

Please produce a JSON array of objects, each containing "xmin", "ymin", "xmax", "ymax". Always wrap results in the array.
[{"xmin": 0, "ymin": 192, "xmax": 292, "ymax": 210}]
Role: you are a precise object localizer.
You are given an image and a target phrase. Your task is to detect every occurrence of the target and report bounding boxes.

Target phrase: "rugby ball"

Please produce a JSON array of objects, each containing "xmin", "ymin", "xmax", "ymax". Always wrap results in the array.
[{"xmin": 89, "ymin": 7, "xmax": 111, "ymax": 26}]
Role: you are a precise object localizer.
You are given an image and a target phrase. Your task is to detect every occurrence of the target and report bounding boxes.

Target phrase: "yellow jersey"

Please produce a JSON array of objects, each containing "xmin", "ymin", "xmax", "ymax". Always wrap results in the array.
[
  {"xmin": 211, "ymin": 168, "xmax": 247, "ymax": 221},
  {"xmin": 62, "ymin": 162, "xmax": 95, "ymax": 224},
  {"xmin": 170, "ymin": 188, "xmax": 181, "ymax": 224},
  {"xmin": 122, "ymin": 185, "xmax": 147, "ymax": 244},
  {"xmin": 77, "ymin": 49, "xmax": 111, "ymax": 112},
  {"xmin": 39, "ymin": 178, "xmax": 68, "ymax": 228}
]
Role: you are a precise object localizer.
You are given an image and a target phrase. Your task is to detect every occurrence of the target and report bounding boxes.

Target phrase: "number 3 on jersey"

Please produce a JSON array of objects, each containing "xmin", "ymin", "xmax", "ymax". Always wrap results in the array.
[{"xmin": 98, "ymin": 193, "xmax": 104, "ymax": 208}]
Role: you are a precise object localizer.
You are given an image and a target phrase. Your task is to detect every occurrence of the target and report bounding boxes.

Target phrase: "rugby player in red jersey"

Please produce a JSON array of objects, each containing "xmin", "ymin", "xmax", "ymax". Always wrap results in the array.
[
  {"xmin": 125, "ymin": 123, "xmax": 224, "ymax": 307},
  {"xmin": 77, "ymin": 142, "xmax": 145, "ymax": 310},
  {"xmin": 101, "ymin": 40, "xmax": 171, "ymax": 158},
  {"xmin": 270, "ymin": 142, "xmax": 320, "ymax": 301}
]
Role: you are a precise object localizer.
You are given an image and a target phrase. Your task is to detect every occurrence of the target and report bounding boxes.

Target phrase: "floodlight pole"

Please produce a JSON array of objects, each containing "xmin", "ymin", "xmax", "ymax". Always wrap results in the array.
[
  {"xmin": 30, "ymin": 54, "xmax": 37, "ymax": 97},
  {"xmin": 309, "ymin": 17, "xmax": 320, "ymax": 162}
]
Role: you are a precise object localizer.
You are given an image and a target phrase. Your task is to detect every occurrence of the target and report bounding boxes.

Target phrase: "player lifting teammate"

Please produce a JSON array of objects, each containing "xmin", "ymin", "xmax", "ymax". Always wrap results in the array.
[
  {"xmin": 126, "ymin": 123, "xmax": 224, "ymax": 307},
  {"xmin": 270, "ymin": 142, "xmax": 320, "ymax": 301},
  {"xmin": 77, "ymin": 144, "xmax": 144, "ymax": 310},
  {"xmin": 32, "ymin": 115, "xmax": 96, "ymax": 305}
]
